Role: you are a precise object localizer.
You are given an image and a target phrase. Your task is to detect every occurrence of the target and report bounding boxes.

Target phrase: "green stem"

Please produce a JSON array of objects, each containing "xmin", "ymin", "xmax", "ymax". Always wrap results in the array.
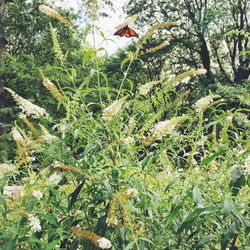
[
  {"xmin": 116, "ymin": 48, "xmax": 140, "ymax": 99},
  {"xmin": 116, "ymin": 59, "xmax": 133, "ymax": 100},
  {"xmin": 92, "ymin": 22, "xmax": 103, "ymax": 108}
]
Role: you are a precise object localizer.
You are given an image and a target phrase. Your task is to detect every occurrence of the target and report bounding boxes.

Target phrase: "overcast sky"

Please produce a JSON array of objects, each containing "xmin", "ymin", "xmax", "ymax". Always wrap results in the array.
[{"xmin": 49, "ymin": 0, "xmax": 133, "ymax": 55}]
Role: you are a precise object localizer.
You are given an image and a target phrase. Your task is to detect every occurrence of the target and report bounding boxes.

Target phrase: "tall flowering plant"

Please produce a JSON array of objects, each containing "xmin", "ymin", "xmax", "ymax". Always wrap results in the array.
[{"xmin": 0, "ymin": 3, "xmax": 249, "ymax": 250}]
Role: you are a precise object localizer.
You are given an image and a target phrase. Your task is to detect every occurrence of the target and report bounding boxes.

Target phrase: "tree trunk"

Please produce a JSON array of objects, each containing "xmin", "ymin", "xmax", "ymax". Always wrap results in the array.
[
  {"xmin": 234, "ymin": 0, "xmax": 249, "ymax": 83},
  {"xmin": 0, "ymin": 0, "xmax": 6, "ymax": 66},
  {"xmin": 234, "ymin": 65, "xmax": 250, "ymax": 83},
  {"xmin": 0, "ymin": 0, "xmax": 7, "ymax": 136},
  {"xmin": 198, "ymin": 35, "xmax": 214, "ymax": 83}
]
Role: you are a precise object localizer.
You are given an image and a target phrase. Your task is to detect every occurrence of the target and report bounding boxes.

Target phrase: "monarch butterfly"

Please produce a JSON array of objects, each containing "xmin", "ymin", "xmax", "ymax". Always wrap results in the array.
[{"xmin": 114, "ymin": 25, "xmax": 139, "ymax": 38}]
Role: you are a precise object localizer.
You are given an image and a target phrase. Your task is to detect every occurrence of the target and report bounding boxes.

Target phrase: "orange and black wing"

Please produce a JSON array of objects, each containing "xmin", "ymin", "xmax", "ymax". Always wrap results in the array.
[
  {"xmin": 126, "ymin": 27, "xmax": 139, "ymax": 38},
  {"xmin": 114, "ymin": 26, "xmax": 127, "ymax": 37},
  {"xmin": 114, "ymin": 26, "xmax": 138, "ymax": 38}
]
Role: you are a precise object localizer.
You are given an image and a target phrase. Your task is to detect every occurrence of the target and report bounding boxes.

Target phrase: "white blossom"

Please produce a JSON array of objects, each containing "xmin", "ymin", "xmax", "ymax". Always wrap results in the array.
[
  {"xmin": 11, "ymin": 127, "xmax": 25, "ymax": 143},
  {"xmin": 28, "ymin": 214, "xmax": 42, "ymax": 232},
  {"xmin": 39, "ymin": 4, "xmax": 72, "ymax": 27},
  {"xmin": 5, "ymin": 88, "xmax": 47, "ymax": 118},
  {"xmin": 196, "ymin": 69, "xmax": 207, "ymax": 75},
  {"xmin": 138, "ymin": 81, "xmax": 159, "ymax": 95},
  {"xmin": 123, "ymin": 136, "xmax": 135, "ymax": 145},
  {"xmin": 142, "ymin": 116, "xmax": 185, "ymax": 145},
  {"xmin": 175, "ymin": 20, "xmax": 182, "ymax": 26},
  {"xmin": 103, "ymin": 98, "xmax": 126, "ymax": 121},
  {"xmin": 146, "ymin": 40, "xmax": 169, "ymax": 53},
  {"xmin": 106, "ymin": 217, "xmax": 118, "ymax": 227},
  {"xmin": 53, "ymin": 161, "xmax": 61, "ymax": 167},
  {"xmin": 3, "ymin": 185, "xmax": 25, "ymax": 198},
  {"xmin": 191, "ymin": 158, "xmax": 198, "ymax": 166},
  {"xmin": 152, "ymin": 121, "xmax": 176, "ymax": 139},
  {"xmin": 232, "ymin": 147, "xmax": 246, "ymax": 156},
  {"xmin": 41, "ymin": 132, "xmax": 59, "ymax": 143},
  {"xmin": 150, "ymin": 116, "xmax": 184, "ymax": 140},
  {"xmin": 243, "ymin": 156, "xmax": 250, "ymax": 175},
  {"xmin": 226, "ymin": 115, "xmax": 233, "ymax": 122},
  {"xmin": 194, "ymin": 167, "xmax": 200, "ymax": 173},
  {"xmin": 47, "ymin": 173, "xmax": 62, "ymax": 185},
  {"xmin": 194, "ymin": 95, "xmax": 215, "ymax": 113},
  {"xmin": 165, "ymin": 74, "xmax": 175, "ymax": 82},
  {"xmin": 197, "ymin": 136, "xmax": 207, "ymax": 147},
  {"xmin": 0, "ymin": 163, "xmax": 16, "ymax": 179},
  {"xmin": 40, "ymin": 74, "xmax": 64, "ymax": 101},
  {"xmin": 42, "ymin": 77, "xmax": 55, "ymax": 88},
  {"xmin": 97, "ymin": 237, "xmax": 112, "ymax": 249},
  {"xmin": 58, "ymin": 124, "xmax": 67, "ymax": 138},
  {"xmin": 181, "ymin": 76, "xmax": 191, "ymax": 84},
  {"xmin": 32, "ymin": 190, "xmax": 43, "ymax": 200},
  {"xmin": 38, "ymin": 4, "xmax": 59, "ymax": 17},
  {"xmin": 128, "ymin": 117, "xmax": 136, "ymax": 131},
  {"xmin": 126, "ymin": 188, "xmax": 138, "ymax": 199}
]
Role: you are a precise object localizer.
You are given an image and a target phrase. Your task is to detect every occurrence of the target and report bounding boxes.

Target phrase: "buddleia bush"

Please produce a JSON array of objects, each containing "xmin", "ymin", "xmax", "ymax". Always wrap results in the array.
[{"xmin": 0, "ymin": 4, "xmax": 249, "ymax": 250}]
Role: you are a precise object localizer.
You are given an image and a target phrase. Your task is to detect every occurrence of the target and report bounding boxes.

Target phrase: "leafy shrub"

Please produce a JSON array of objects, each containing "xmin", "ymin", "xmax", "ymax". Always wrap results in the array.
[{"xmin": 0, "ymin": 5, "xmax": 249, "ymax": 250}]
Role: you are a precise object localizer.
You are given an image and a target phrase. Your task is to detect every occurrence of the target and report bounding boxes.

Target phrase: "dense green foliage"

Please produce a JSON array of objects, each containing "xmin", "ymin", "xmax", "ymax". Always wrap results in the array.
[
  {"xmin": 125, "ymin": 0, "xmax": 249, "ymax": 82},
  {"xmin": 0, "ymin": 1, "xmax": 249, "ymax": 249},
  {"xmin": 0, "ymin": 0, "xmax": 83, "ymax": 160}
]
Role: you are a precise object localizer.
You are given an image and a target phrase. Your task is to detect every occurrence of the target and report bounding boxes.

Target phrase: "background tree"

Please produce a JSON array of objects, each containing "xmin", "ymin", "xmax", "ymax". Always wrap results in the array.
[
  {"xmin": 0, "ymin": 0, "xmax": 13, "ymax": 160},
  {"xmin": 125, "ymin": 0, "xmax": 249, "ymax": 84},
  {"xmin": 0, "ymin": 0, "xmax": 114, "ymax": 160},
  {"xmin": 0, "ymin": 0, "xmax": 81, "ymax": 160}
]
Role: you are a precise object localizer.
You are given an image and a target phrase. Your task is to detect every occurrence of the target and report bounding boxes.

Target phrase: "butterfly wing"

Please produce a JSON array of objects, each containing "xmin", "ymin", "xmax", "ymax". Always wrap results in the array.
[
  {"xmin": 114, "ymin": 26, "xmax": 127, "ymax": 37},
  {"xmin": 114, "ymin": 26, "xmax": 138, "ymax": 38},
  {"xmin": 124, "ymin": 27, "xmax": 132, "ymax": 37},
  {"xmin": 127, "ymin": 27, "xmax": 139, "ymax": 38}
]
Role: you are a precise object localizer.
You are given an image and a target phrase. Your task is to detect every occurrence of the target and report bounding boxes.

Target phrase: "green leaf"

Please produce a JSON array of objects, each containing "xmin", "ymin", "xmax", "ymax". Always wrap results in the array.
[
  {"xmin": 71, "ymin": 68, "xmax": 77, "ymax": 80},
  {"xmin": 102, "ymin": 179, "xmax": 113, "ymax": 195},
  {"xmin": 165, "ymin": 205, "xmax": 182, "ymax": 226},
  {"xmin": 137, "ymin": 237, "xmax": 154, "ymax": 245},
  {"xmin": 41, "ymin": 213, "xmax": 58, "ymax": 225},
  {"xmin": 121, "ymin": 58, "xmax": 130, "ymax": 69},
  {"xmin": 0, "ymin": 195, "xmax": 7, "ymax": 211},
  {"xmin": 124, "ymin": 241, "xmax": 136, "ymax": 250},
  {"xmin": 141, "ymin": 153, "xmax": 154, "ymax": 170},
  {"xmin": 221, "ymin": 221, "xmax": 240, "ymax": 249},
  {"xmin": 27, "ymin": 237, "xmax": 46, "ymax": 245},
  {"xmin": 68, "ymin": 182, "xmax": 85, "ymax": 210},
  {"xmin": 126, "ymin": 79, "xmax": 134, "ymax": 91},
  {"xmin": 224, "ymin": 199, "xmax": 233, "ymax": 216},
  {"xmin": 201, "ymin": 151, "xmax": 224, "ymax": 165},
  {"xmin": 83, "ymin": 143, "xmax": 94, "ymax": 155},
  {"xmin": 192, "ymin": 186, "xmax": 202, "ymax": 204},
  {"xmin": 99, "ymin": 71, "xmax": 108, "ymax": 86},
  {"xmin": 46, "ymin": 240, "xmax": 60, "ymax": 250},
  {"xmin": 232, "ymin": 209, "xmax": 250, "ymax": 228},
  {"xmin": 69, "ymin": 239, "xmax": 79, "ymax": 250},
  {"xmin": 124, "ymin": 238, "xmax": 153, "ymax": 250},
  {"xmin": 25, "ymin": 199, "xmax": 36, "ymax": 212},
  {"xmin": 6, "ymin": 238, "xmax": 17, "ymax": 250},
  {"xmin": 196, "ymin": 235, "xmax": 215, "ymax": 249},
  {"xmin": 230, "ymin": 166, "xmax": 246, "ymax": 196},
  {"xmin": 164, "ymin": 177, "xmax": 179, "ymax": 192},
  {"xmin": 95, "ymin": 215, "xmax": 108, "ymax": 235},
  {"xmin": 165, "ymin": 240, "xmax": 173, "ymax": 250},
  {"xmin": 177, "ymin": 207, "xmax": 213, "ymax": 233}
]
